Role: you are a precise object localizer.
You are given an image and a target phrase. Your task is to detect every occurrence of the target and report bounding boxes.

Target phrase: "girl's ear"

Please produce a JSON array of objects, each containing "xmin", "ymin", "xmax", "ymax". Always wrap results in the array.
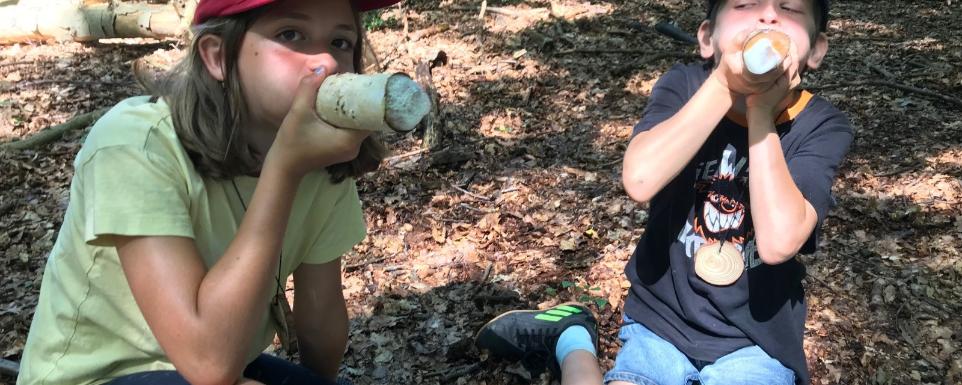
[
  {"xmin": 697, "ymin": 20, "xmax": 715, "ymax": 60},
  {"xmin": 198, "ymin": 34, "xmax": 226, "ymax": 81},
  {"xmin": 805, "ymin": 32, "xmax": 829, "ymax": 70}
]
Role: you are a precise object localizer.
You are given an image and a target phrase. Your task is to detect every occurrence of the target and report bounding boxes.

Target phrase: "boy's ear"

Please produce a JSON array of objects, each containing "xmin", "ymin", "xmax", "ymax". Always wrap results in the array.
[
  {"xmin": 198, "ymin": 34, "xmax": 226, "ymax": 81},
  {"xmin": 806, "ymin": 32, "xmax": 829, "ymax": 70},
  {"xmin": 697, "ymin": 20, "xmax": 716, "ymax": 60}
]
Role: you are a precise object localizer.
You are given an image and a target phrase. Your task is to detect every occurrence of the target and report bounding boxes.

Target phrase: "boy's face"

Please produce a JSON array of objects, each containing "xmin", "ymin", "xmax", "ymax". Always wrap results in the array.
[{"xmin": 698, "ymin": 0, "xmax": 828, "ymax": 73}]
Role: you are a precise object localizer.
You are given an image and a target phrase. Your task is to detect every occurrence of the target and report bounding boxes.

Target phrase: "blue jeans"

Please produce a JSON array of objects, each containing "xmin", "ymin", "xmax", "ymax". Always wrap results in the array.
[
  {"xmin": 104, "ymin": 354, "xmax": 338, "ymax": 385},
  {"xmin": 604, "ymin": 315, "xmax": 795, "ymax": 385}
]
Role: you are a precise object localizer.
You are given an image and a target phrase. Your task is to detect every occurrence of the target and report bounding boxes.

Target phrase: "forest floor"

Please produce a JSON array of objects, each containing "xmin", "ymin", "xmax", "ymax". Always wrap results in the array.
[{"xmin": 1, "ymin": 0, "xmax": 961, "ymax": 384}]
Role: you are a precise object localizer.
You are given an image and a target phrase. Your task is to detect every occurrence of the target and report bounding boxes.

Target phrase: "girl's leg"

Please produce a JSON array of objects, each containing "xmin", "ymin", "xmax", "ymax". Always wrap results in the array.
[
  {"xmin": 103, "ymin": 371, "xmax": 192, "ymax": 385},
  {"xmin": 242, "ymin": 354, "xmax": 338, "ymax": 385},
  {"xmin": 102, "ymin": 354, "xmax": 330, "ymax": 385}
]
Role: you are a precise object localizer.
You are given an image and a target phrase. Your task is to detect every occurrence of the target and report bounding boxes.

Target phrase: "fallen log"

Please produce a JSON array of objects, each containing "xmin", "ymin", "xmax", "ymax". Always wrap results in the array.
[{"xmin": 0, "ymin": 2, "xmax": 188, "ymax": 44}]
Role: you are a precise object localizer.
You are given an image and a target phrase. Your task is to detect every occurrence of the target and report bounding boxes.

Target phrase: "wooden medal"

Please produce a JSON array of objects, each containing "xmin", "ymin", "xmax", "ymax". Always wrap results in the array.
[{"xmin": 694, "ymin": 241, "xmax": 744, "ymax": 286}]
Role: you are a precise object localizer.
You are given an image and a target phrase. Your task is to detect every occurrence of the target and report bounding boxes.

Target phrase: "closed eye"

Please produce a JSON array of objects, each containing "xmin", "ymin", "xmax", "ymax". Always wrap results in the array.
[
  {"xmin": 780, "ymin": 1, "xmax": 805, "ymax": 13},
  {"xmin": 781, "ymin": 5, "xmax": 804, "ymax": 14}
]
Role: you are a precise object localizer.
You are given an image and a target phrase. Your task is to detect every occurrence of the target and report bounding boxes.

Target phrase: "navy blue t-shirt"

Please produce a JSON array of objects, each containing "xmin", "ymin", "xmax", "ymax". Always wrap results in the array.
[{"xmin": 623, "ymin": 62, "xmax": 853, "ymax": 385}]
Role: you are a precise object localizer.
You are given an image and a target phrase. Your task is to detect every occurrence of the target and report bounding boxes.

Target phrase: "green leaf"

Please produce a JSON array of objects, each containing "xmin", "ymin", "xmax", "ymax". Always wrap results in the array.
[
  {"xmin": 561, "ymin": 281, "xmax": 575, "ymax": 289},
  {"xmin": 593, "ymin": 298, "xmax": 608, "ymax": 309},
  {"xmin": 545, "ymin": 287, "xmax": 557, "ymax": 296}
]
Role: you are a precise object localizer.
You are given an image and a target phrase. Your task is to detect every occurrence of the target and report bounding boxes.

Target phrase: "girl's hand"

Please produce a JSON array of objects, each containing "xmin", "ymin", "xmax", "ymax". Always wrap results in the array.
[
  {"xmin": 710, "ymin": 29, "xmax": 790, "ymax": 97},
  {"xmin": 268, "ymin": 68, "xmax": 371, "ymax": 178}
]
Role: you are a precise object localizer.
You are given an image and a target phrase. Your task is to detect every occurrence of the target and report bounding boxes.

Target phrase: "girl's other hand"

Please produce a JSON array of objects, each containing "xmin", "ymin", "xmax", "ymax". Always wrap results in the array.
[{"xmin": 268, "ymin": 67, "xmax": 370, "ymax": 178}]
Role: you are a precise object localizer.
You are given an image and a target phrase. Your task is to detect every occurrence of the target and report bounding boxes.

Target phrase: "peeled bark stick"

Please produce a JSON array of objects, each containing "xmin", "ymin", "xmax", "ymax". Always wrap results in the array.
[
  {"xmin": 315, "ymin": 72, "xmax": 431, "ymax": 133},
  {"xmin": 742, "ymin": 29, "xmax": 791, "ymax": 75}
]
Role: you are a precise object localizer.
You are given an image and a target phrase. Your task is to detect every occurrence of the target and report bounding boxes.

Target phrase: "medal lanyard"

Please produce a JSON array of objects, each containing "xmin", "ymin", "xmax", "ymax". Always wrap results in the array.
[
  {"xmin": 230, "ymin": 178, "xmax": 300, "ymax": 355},
  {"xmin": 230, "ymin": 179, "xmax": 285, "ymax": 295}
]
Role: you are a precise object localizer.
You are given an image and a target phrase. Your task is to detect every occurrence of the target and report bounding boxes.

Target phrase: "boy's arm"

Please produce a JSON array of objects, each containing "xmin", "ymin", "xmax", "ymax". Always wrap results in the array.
[
  {"xmin": 293, "ymin": 258, "xmax": 349, "ymax": 380},
  {"xmin": 746, "ymin": 108, "xmax": 818, "ymax": 265},
  {"xmin": 745, "ymin": 65, "xmax": 850, "ymax": 264},
  {"xmin": 622, "ymin": 73, "xmax": 733, "ymax": 203}
]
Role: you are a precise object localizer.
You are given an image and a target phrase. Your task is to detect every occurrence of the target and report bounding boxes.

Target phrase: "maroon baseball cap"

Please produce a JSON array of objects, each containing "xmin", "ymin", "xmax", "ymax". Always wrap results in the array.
[{"xmin": 193, "ymin": 0, "xmax": 402, "ymax": 25}]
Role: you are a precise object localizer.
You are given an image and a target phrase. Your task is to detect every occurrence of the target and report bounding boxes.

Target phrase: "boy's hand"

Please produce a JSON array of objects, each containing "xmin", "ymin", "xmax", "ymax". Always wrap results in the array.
[
  {"xmin": 269, "ymin": 68, "xmax": 370, "ymax": 178},
  {"xmin": 746, "ymin": 54, "xmax": 802, "ymax": 121},
  {"xmin": 710, "ymin": 29, "xmax": 793, "ymax": 96}
]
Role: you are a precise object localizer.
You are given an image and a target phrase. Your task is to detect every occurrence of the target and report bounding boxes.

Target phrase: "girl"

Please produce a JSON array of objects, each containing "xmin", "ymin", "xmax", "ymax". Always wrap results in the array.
[{"xmin": 17, "ymin": 0, "xmax": 400, "ymax": 384}]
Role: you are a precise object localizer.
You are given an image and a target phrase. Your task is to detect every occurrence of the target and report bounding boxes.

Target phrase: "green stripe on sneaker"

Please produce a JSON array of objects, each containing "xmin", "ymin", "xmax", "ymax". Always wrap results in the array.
[
  {"xmin": 535, "ymin": 314, "xmax": 563, "ymax": 322},
  {"xmin": 546, "ymin": 309, "xmax": 573, "ymax": 317},
  {"xmin": 556, "ymin": 305, "xmax": 582, "ymax": 314}
]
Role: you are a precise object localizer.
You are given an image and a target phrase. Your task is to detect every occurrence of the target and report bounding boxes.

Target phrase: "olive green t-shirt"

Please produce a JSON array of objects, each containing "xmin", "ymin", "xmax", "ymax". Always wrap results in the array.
[{"xmin": 17, "ymin": 96, "xmax": 366, "ymax": 385}]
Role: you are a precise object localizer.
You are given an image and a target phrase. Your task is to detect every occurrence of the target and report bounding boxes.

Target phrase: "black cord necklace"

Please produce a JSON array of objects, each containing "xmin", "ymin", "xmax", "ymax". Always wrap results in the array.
[{"xmin": 230, "ymin": 178, "xmax": 299, "ymax": 356}]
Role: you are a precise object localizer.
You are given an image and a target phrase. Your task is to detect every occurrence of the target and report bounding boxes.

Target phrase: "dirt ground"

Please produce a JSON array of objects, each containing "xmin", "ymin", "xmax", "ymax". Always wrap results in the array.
[{"xmin": 2, "ymin": 0, "xmax": 961, "ymax": 384}]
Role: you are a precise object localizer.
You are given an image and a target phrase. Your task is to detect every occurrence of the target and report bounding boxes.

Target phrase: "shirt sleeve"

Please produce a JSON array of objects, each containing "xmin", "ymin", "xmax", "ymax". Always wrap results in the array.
[
  {"xmin": 81, "ymin": 145, "xmax": 193, "ymax": 247},
  {"xmin": 301, "ymin": 180, "xmax": 367, "ymax": 265},
  {"xmin": 632, "ymin": 63, "xmax": 695, "ymax": 137},
  {"xmin": 787, "ymin": 112, "xmax": 853, "ymax": 254}
]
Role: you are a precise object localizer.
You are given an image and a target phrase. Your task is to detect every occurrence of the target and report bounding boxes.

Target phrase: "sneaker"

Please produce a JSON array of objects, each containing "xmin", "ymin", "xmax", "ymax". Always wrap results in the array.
[{"xmin": 475, "ymin": 302, "xmax": 598, "ymax": 378}]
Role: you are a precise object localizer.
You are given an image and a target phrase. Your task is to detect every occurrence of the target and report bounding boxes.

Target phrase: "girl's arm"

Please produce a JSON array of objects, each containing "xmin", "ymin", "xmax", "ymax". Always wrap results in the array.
[
  {"xmin": 292, "ymin": 259, "xmax": 349, "ymax": 379},
  {"xmin": 115, "ymin": 157, "xmax": 300, "ymax": 385},
  {"xmin": 115, "ymin": 72, "xmax": 368, "ymax": 385}
]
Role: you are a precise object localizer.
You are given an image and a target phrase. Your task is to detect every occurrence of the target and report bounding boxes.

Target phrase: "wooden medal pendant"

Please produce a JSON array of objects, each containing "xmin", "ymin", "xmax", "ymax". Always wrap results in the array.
[{"xmin": 694, "ymin": 241, "xmax": 744, "ymax": 286}]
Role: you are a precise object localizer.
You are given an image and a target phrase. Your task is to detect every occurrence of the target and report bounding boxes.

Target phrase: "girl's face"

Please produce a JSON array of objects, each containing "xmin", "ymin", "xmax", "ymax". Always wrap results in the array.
[{"xmin": 237, "ymin": 0, "xmax": 357, "ymax": 129}]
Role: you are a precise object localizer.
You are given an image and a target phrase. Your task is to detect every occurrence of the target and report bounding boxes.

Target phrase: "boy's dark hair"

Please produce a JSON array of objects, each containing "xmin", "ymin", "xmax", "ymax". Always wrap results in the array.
[
  {"xmin": 147, "ymin": 5, "xmax": 386, "ymax": 182},
  {"xmin": 706, "ymin": 0, "xmax": 830, "ymax": 33}
]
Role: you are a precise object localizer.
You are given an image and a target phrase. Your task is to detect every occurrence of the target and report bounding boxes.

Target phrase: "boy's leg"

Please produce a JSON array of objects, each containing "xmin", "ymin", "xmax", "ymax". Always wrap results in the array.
[
  {"xmin": 697, "ymin": 345, "xmax": 794, "ymax": 385},
  {"xmin": 603, "ymin": 315, "xmax": 698, "ymax": 385},
  {"xmin": 560, "ymin": 350, "xmax": 603, "ymax": 385},
  {"xmin": 475, "ymin": 303, "xmax": 600, "ymax": 383}
]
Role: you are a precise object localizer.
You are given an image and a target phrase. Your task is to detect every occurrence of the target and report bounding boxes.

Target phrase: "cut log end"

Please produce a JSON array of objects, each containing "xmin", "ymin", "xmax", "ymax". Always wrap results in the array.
[
  {"xmin": 694, "ymin": 242, "xmax": 744, "ymax": 286},
  {"xmin": 384, "ymin": 74, "xmax": 431, "ymax": 133}
]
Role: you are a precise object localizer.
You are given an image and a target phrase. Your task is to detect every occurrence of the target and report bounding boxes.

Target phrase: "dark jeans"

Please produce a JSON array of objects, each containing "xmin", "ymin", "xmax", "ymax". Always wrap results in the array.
[{"xmin": 104, "ymin": 354, "xmax": 337, "ymax": 385}]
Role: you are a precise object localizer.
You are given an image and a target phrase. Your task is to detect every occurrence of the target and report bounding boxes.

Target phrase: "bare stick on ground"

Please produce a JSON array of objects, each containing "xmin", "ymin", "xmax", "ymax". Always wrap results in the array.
[
  {"xmin": 415, "ymin": 61, "xmax": 442, "ymax": 150},
  {"xmin": 0, "ymin": 108, "xmax": 107, "ymax": 151},
  {"xmin": 815, "ymin": 80, "xmax": 962, "ymax": 108}
]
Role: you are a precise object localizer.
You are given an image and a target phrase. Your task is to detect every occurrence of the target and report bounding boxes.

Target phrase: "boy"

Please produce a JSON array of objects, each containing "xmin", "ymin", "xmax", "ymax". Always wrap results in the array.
[{"xmin": 476, "ymin": 1, "xmax": 852, "ymax": 384}]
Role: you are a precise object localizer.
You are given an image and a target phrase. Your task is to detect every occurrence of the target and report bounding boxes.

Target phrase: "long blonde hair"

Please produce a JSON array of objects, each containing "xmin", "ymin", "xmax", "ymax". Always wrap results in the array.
[{"xmin": 148, "ymin": 6, "xmax": 386, "ymax": 182}]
